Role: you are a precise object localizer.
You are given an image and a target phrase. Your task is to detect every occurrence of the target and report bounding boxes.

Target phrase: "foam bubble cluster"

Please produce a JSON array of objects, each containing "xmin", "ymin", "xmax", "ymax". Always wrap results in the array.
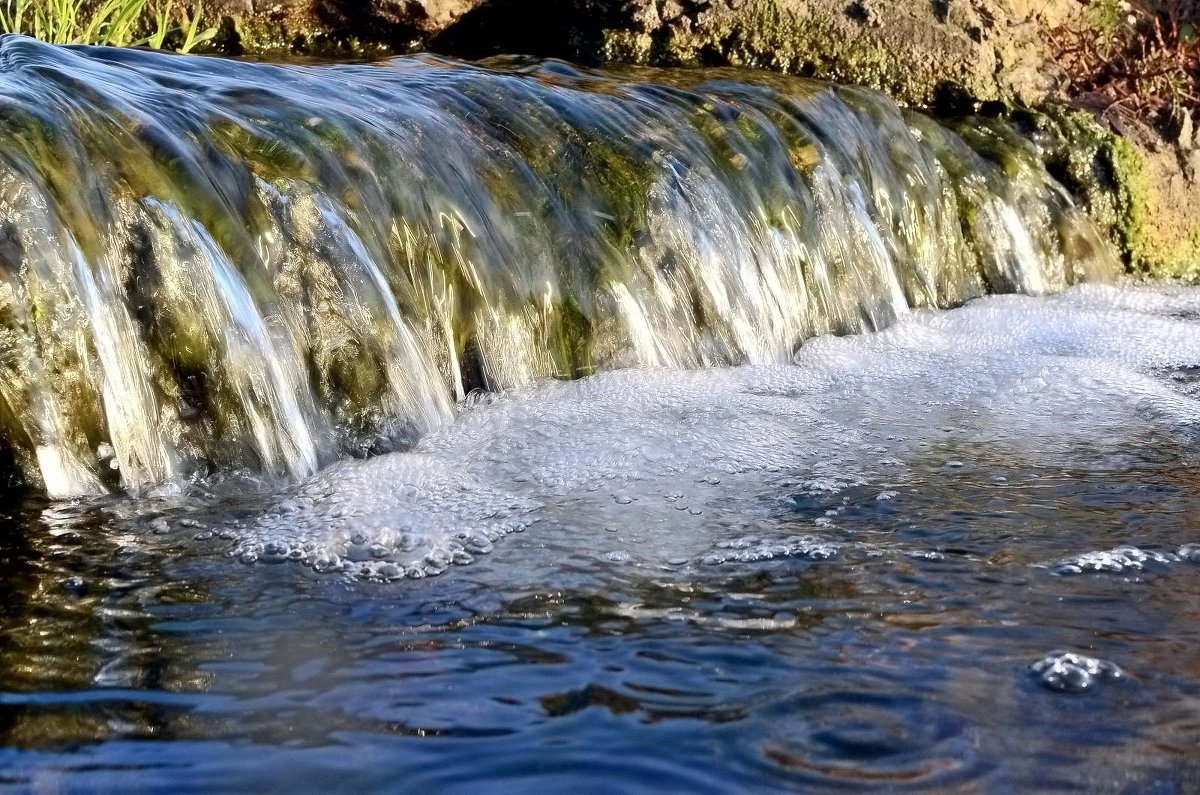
[
  {"xmin": 226, "ymin": 284, "xmax": 1200, "ymax": 580},
  {"xmin": 700, "ymin": 535, "xmax": 841, "ymax": 566},
  {"xmin": 1048, "ymin": 545, "xmax": 1184, "ymax": 576},
  {"xmin": 232, "ymin": 455, "xmax": 536, "ymax": 580}
]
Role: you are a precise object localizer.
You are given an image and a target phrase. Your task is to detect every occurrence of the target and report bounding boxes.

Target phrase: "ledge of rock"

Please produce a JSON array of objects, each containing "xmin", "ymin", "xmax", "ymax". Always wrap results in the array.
[{"xmin": 208, "ymin": 0, "xmax": 1055, "ymax": 109}]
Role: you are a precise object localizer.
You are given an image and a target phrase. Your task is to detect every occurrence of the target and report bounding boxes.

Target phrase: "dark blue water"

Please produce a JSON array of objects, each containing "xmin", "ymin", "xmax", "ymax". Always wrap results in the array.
[
  {"xmin": 2, "ymin": 287, "xmax": 1200, "ymax": 793},
  {"xmin": 2, "ymin": 462, "xmax": 1200, "ymax": 792}
]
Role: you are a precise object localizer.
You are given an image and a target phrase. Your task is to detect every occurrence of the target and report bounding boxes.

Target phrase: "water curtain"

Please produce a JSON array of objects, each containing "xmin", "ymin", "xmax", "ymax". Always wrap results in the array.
[{"xmin": 0, "ymin": 37, "xmax": 1117, "ymax": 496}]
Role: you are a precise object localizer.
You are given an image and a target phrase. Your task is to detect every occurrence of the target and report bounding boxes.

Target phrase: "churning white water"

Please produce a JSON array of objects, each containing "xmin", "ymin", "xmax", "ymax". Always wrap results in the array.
[{"xmin": 226, "ymin": 284, "xmax": 1200, "ymax": 580}]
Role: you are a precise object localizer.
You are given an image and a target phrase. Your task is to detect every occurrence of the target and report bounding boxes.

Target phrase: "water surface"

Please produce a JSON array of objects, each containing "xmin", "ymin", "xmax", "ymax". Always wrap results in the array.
[{"xmin": 2, "ymin": 284, "xmax": 1199, "ymax": 792}]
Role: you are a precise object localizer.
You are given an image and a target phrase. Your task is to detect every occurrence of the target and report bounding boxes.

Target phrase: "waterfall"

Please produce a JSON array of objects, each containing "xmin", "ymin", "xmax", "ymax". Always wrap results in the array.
[{"xmin": 0, "ymin": 36, "xmax": 1118, "ymax": 497}]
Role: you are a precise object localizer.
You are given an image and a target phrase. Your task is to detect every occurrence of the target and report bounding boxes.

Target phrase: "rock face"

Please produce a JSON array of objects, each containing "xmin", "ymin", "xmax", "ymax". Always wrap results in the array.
[
  {"xmin": 206, "ymin": 0, "xmax": 486, "ymax": 52},
  {"xmin": 429, "ymin": 0, "xmax": 1059, "ymax": 108},
  {"xmin": 210, "ymin": 0, "xmax": 1057, "ymax": 110},
  {"xmin": 582, "ymin": 0, "xmax": 1057, "ymax": 108}
]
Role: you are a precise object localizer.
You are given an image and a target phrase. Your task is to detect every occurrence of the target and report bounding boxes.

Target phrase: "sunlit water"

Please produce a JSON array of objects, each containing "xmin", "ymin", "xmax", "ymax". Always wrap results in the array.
[
  {"xmin": 0, "ymin": 38, "xmax": 1116, "ymax": 498},
  {"xmin": 2, "ymin": 284, "xmax": 1199, "ymax": 792}
]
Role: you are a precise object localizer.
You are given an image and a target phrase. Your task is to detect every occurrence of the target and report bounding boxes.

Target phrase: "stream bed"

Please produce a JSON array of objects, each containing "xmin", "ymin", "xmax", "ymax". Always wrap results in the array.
[{"xmin": 2, "ymin": 284, "xmax": 1199, "ymax": 792}]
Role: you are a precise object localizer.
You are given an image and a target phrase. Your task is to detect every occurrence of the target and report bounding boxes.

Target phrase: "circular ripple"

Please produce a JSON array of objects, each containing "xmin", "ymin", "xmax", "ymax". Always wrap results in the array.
[{"xmin": 759, "ymin": 692, "xmax": 983, "ymax": 788}]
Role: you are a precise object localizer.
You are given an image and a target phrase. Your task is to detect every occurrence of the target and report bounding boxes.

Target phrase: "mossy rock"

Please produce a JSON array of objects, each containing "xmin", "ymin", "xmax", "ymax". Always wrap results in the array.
[{"xmin": 988, "ymin": 106, "xmax": 1200, "ymax": 279}]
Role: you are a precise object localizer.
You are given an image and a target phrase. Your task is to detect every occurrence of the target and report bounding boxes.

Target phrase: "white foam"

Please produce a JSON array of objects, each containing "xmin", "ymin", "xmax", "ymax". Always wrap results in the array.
[{"xmin": 236, "ymin": 284, "xmax": 1200, "ymax": 578}]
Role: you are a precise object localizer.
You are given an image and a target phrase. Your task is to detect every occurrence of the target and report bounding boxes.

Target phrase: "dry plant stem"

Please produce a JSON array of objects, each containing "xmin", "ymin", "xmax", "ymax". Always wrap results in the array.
[{"xmin": 1051, "ymin": 0, "xmax": 1199, "ymax": 127}]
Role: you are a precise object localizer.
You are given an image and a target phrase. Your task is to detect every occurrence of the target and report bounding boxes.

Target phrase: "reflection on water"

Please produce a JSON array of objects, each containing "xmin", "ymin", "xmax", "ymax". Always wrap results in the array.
[
  {"xmin": 1, "ymin": 286, "xmax": 1200, "ymax": 791},
  {"xmin": 3, "ymin": 462, "xmax": 1200, "ymax": 792}
]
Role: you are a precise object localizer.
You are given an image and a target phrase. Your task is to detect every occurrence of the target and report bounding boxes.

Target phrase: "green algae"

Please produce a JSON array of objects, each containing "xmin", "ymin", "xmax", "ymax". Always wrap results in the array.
[{"xmin": 969, "ymin": 106, "xmax": 1199, "ymax": 278}]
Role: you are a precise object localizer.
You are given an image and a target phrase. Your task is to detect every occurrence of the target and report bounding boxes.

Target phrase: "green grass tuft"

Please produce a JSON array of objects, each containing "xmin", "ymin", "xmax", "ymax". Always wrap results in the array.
[{"xmin": 0, "ymin": 0, "xmax": 217, "ymax": 52}]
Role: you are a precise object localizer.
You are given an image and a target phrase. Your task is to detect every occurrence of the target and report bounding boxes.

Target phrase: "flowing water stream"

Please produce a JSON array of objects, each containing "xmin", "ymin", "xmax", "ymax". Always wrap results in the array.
[{"xmin": 0, "ymin": 36, "xmax": 1197, "ymax": 792}]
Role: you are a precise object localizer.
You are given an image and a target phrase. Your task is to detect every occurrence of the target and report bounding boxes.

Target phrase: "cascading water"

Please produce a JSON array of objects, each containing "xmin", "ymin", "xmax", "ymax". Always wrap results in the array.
[
  {"xmin": 0, "ymin": 36, "xmax": 1119, "ymax": 498},
  {"xmin": 9, "ymin": 36, "xmax": 1200, "ymax": 793}
]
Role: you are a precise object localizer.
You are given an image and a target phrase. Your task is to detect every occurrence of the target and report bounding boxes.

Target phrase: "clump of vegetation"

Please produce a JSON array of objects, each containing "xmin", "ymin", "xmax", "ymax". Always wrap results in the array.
[
  {"xmin": 1048, "ymin": 0, "xmax": 1199, "ymax": 135},
  {"xmin": 0, "ymin": 0, "xmax": 216, "ymax": 52}
]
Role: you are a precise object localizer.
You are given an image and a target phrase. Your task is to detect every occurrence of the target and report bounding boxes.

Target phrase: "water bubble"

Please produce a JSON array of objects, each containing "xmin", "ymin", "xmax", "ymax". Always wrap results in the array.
[
  {"xmin": 259, "ymin": 544, "xmax": 291, "ymax": 564},
  {"xmin": 61, "ymin": 576, "xmax": 87, "ymax": 596},
  {"xmin": 312, "ymin": 556, "xmax": 338, "ymax": 573},
  {"xmin": 1030, "ymin": 651, "xmax": 1124, "ymax": 693},
  {"xmin": 375, "ymin": 563, "xmax": 403, "ymax": 579},
  {"xmin": 1177, "ymin": 543, "xmax": 1200, "ymax": 561},
  {"xmin": 345, "ymin": 544, "xmax": 373, "ymax": 562},
  {"xmin": 466, "ymin": 537, "xmax": 493, "ymax": 554}
]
